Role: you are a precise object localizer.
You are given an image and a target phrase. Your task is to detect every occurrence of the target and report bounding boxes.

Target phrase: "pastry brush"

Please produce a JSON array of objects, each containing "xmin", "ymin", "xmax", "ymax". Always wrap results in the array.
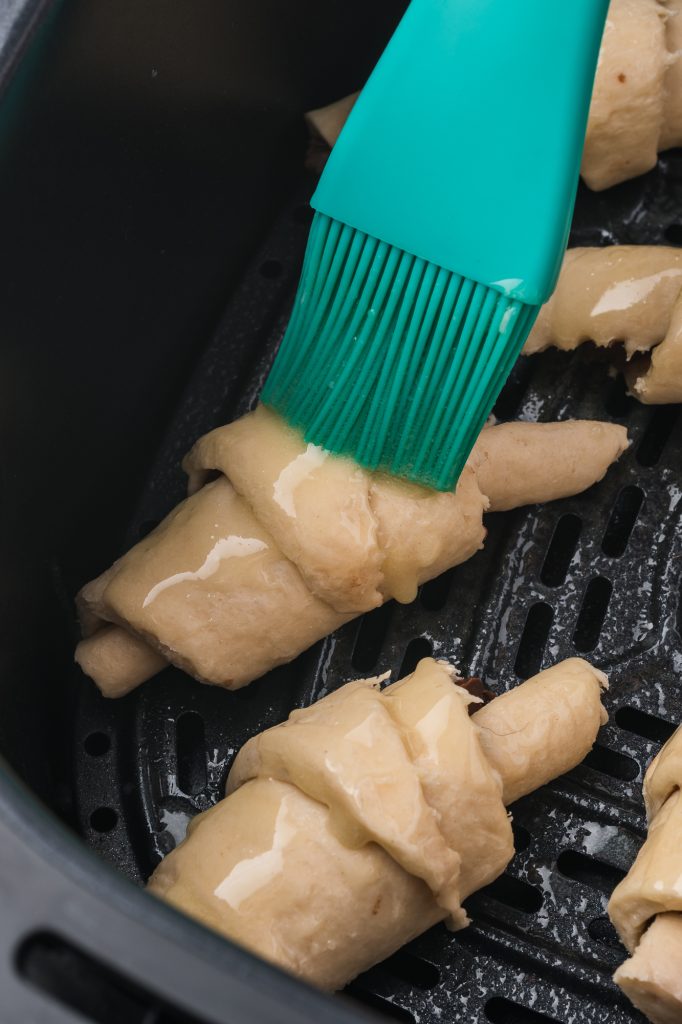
[{"xmin": 262, "ymin": 0, "xmax": 608, "ymax": 490}]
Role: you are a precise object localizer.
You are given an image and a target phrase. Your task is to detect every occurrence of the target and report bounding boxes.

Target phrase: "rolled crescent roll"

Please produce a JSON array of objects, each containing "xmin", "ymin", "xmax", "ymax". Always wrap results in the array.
[
  {"xmin": 75, "ymin": 406, "xmax": 627, "ymax": 696},
  {"xmin": 609, "ymin": 726, "xmax": 682, "ymax": 1023},
  {"xmin": 306, "ymin": 1, "xmax": 682, "ymax": 192},
  {"xmin": 148, "ymin": 656, "xmax": 608, "ymax": 990},
  {"xmin": 523, "ymin": 246, "xmax": 682, "ymax": 404}
]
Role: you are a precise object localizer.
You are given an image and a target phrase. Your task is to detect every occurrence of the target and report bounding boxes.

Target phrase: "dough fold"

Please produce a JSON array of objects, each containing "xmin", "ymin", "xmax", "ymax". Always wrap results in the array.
[
  {"xmin": 523, "ymin": 246, "xmax": 682, "ymax": 404},
  {"xmin": 610, "ymin": 726, "xmax": 682, "ymax": 1023},
  {"xmin": 76, "ymin": 408, "xmax": 627, "ymax": 696},
  {"xmin": 148, "ymin": 656, "xmax": 607, "ymax": 990}
]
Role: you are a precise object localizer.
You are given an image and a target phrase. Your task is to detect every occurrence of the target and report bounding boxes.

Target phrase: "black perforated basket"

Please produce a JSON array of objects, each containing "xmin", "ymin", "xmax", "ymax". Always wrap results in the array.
[{"xmin": 2, "ymin": 3, "xmax": 682, "ymax": 1023}]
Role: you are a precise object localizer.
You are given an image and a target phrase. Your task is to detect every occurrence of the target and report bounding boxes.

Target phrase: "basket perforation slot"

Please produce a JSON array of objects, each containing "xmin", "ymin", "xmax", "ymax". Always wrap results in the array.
[
  {"xmin": 485, "ymin": 996, "xmax": 560, "ymax": 1024},
  {"xmin": 556, "ymin": 850, "xmax": 626, "ymax": 897},
  {"xmin": 581, "ymin": 744, "xmax": 639, "ymax": 782},
  {"xmin": 514, "ymin": 603, "xmax": 554, "ymax": 678},
  {"xmin": 420, "ymin": 569, "xmax": 455, "ymax": 611},
  {"xmin": 378, "ymin": 950, "xmax": 440, "ymax": 991},
  {"xmin": 615, "ymin": 706, "xmax": 676, "ymax": 744},
  {"xmin": 573, "ymin": 577, "xmax": 612, "ymax": 653},
  {"xmin": 478, "ymin": 873, "xmax": 543, "ymax": 915},
  {"xmin": 351, "ymin": 604, "xmax": 394, "ymax": 673},
  {"xmin": 512, "ymin": 824, "xmax": 532, "ymax": 853},
  {"xmin": 83, "ymin": 732, "xmax": 111, "ymax": 757},
  {"xmin": 588, "ymin": 916, "xmax": 625, "ymax": 952},
  {"xmin": 399, "ymin": 637, "xmax": 433, "ymax": 678},
  {"xmin": 89, "ymin": 807, "xmax": 119, "ymax": 833},
  {"xmin": 175, "ymin": 713, "xmax": 208, "ymax": 796},
  {"xmin": 540, "ymin": 514, "xmax": 582, "ymax": 586},
  {"xmin": 601, "ymin": 486, "xmax": 644, "ymax": 558},
  {"xmin": 347, "ymin": 987, "xmax": 416, "ymax": 1023},
  {"xmin": 636, "ymin": 406, "xmax": 679, "ymax": 466},
  {"xmin": 603, "ymin": 376, "xmax": 635, "ymax": 419}
]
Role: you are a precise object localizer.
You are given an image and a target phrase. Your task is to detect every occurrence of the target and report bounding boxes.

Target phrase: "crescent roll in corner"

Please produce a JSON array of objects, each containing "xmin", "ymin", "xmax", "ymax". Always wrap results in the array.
[
  {"xmin": 305, "ymin": 1, "xmax": 682, "ymax": 192},
  {"xmin": 148, "ymin": 656, "xmax": 608, "ymax": 991},
  {"xmin": 523, "ymin": 246, "xmax": 682, "ymax": 404},
  {"xmin": 609, "ymin": 726, "xmax": 682, "ymax": 1024},
  {"xmin": 75, "ymin": 405, "xmax": 627, "ymax": 698}
]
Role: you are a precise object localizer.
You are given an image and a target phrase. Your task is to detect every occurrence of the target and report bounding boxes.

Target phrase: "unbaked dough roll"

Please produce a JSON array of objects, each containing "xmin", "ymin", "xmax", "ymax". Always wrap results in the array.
[
  {"xmin": 76, "ymin": 409, "xmax": 627, "ymax": 696},
  {"xmin": 148, "ymin": 657, "xmax": 607, "ymax": 990},
  {"xmin": 523, "ymin": 246, "xmax": 682, "ymax": 404},
  {"xmin": 609, "ymin": 726, "xmax": 682, "ymax": 1024}
]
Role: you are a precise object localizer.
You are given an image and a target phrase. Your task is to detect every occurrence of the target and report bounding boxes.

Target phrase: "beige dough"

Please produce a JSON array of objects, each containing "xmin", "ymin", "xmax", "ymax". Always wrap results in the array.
[
  {"xmin": 306, "ymin": 2, "xmax": 682, "ymax": 192},
  {"xmin": 76, "ymin": 407, "xmax": 626, "ymax": 696},
  {"xmin": 148, "ymin": 656, "xmax": 607, "ymax": 990},
  {"xmin": 610, "ymin": 726, "xmax": 682, "ymax": 1023},
  {"xmin": 523, "ymin": 246, "xmax": 682, "ymax": 404}
]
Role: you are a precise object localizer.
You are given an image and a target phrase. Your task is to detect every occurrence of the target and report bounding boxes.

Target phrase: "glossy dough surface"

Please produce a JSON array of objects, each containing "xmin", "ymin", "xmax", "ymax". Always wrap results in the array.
[
  {"xmin": 523, "ymin": 246, "xmax": 682, "ymax": 404},
  {"xmin": 76, "ymin": 407, "xmax": 626, "ymax": 695},
  {"xmin": 149, "ymin": 657, "xmax": 607, "ymax": 990}
]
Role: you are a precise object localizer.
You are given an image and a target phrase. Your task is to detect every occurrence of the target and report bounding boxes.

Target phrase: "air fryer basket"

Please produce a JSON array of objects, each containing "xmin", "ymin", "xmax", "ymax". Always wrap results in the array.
[{"xmin": 2, "ymin": 2, "xmax": 682, "ymax": 1022}]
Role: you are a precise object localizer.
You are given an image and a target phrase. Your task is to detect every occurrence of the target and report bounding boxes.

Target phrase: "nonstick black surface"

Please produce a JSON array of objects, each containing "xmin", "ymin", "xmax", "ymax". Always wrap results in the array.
[{"xmin": 73, "ymin": 157, "xmax": 682, "ymax": 1024}]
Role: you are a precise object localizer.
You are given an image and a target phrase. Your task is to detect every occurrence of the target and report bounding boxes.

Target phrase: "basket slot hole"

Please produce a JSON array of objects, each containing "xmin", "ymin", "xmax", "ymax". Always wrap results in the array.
[
  {"xmin": 604, "ymin": 375, "xmax": 635, "ymax": 418},
  {"xmin": 582, "ymin": 743, "xmax": 639, "ymax": 781},
  {"xmin": 615, "ymin": 706, "xmax": 676, "ymax": 744},
  {"xmin": 89, "ymin": 807, "xmax": 118, "ymax": 833},
  {"xmin": 492, "ymin": 359, "xmax": 535, "ymax": 420},
  {"xmin": 84, "ymin": 731, "xmax": 111, "ymax": 757},
  {"xmin": 486, "ymin": 996, "xmax": 560, "ymax": 1024},
  {"xmin": 380, "ymin": 950, "xmax": 440, "ymax": 990},
  {"xmin": 420, "ymin": 568, "xmax": 454, "ymax": 610},
  {"xmin": 352, "ymin": 604, "xmax": 393, "ymax": 673},
  {"xmin": 588, "ymin": 916, "xmax": 625, "ymax": 951},
  {"xmin": 481, "ymin": 873, "xmax": 543, "ymax": 914},
  {"xmin": 601, "ymin": 486, "xmax": 644, "ymax": 557},
  {"xmin": 514, "ymin": 603, "xmax": 554, "ymax": 678},
  {"xmin": 540, "ymin": 514, "xmax": 582, "ymax": 586},
  {"xmin": 399, "ymin": 638, "xmax": 433, "ymax": 678},
  {"xmin": 556, "ymin": 850, "xmax": 626, "ymax": 897},
  {"xmin": 512, "ymin": 823, "xmax": 532, "ymax": 853},
  {"xmin": 16, "ymin": 930, "xmax": 208, "ymax": 1024},
  {"xmin": 636, "ymin": 406, "xmax": 678, "ymax": 466},
  {"xmin": 348, "ymin": 988, "xmax": 415, "ymax": 1023},
  {"xmin": 573, "ymin": 577, "xmax": 612, "ymax": 652},
  {"xmin": 176, "ymin": 712, "xmax": 207, "ymax": 796}
]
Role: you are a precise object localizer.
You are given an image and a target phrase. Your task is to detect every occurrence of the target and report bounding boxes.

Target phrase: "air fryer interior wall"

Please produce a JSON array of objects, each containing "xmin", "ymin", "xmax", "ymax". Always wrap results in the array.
[{"xmin": 3, "ymin": 3, "xmax": 682, "ymax": 1023}]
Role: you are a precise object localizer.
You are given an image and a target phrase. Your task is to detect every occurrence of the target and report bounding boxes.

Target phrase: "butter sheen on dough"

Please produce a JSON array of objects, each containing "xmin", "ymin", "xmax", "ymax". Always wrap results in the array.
[
  {"xmin": 148, "ymin": 656, "xmax": 607, "ymax": 990},
  {"xmin": 523, "ymin": 246, "xmax": 682, "ymax": 404},
  {"xmin": 75, "ymin": 407, "xmax": 627, "ymax": 696}
]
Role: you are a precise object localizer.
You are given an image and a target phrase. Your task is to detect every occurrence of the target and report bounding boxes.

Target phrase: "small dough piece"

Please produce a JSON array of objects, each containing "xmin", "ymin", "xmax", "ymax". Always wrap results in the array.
[
  {"xmin": 79, "ymin": 477, "xmax": 348, "ymax": 689},
  {"xmin": 582, "ymin": 0, "xmax": 669, "ymax": 191},
  {"xmin": 610, "ymin": 727, "xmax": 682, "ymax": 1022},
  {"xmin": 305, "ymin": 93, "xmax": 359, "ymax": 147},
  {"xmin": 470, "ymin": 420, "xmax": 629, "ymax": 513},
  {"xmin": 614, "ymin": 913, "xmax": 682, "ymax": 1024},
  {"xmin": 523, "ymin": 246, "xmax": 682, "ymax": 404},
  {"xmin": 148, "ymin": 657, "xmax": 606, "ymax": 990},
  {"xmin": 184, "ymin": 404, "xmax": 382, "ymax": 614},
  {"xmin": 475, "ymin": 658, "xmax": 609, "ymax": 805},
  {"xmin": 75, "ymin": 625, "xmax": 167, "ymax": 699}
]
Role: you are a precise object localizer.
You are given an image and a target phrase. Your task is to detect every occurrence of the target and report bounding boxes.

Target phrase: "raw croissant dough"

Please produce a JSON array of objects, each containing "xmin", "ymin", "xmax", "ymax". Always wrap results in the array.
[
  {"xmin": 609, "ymin": 726, "xmax": 682, "ymax": 1023},
  {"xmin": 307, "ymin": 1, "xmax": 682, "ymax": 192},
  {"xmin": 523, "ymin": 246, "xmax": 682, "ymax": 404},
  {"xmin": 148, "ymin": 656, "xmax": 608, "ymax": 990},
  {"xmin": 75, "ymin": 406, "xmax": 627, "ymax": 696}
]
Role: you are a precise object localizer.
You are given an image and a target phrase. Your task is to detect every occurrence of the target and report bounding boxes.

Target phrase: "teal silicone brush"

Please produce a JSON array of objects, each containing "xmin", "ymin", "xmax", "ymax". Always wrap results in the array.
[{"xmin": 262, "ymin": 0, "xmax": 608, "ymax": 490}]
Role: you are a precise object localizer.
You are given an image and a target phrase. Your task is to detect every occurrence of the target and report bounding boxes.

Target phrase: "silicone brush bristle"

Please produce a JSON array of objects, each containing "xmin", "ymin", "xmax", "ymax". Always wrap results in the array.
[{"xmin": 262, "ymin": 212, "xmax": 539, "ymax": 491}]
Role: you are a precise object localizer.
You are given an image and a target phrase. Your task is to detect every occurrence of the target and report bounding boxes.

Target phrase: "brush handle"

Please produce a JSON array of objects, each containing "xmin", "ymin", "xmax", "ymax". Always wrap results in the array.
[{"xmin": 312, "ymin": 0, "xmax": 609, "ymax": 305}]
